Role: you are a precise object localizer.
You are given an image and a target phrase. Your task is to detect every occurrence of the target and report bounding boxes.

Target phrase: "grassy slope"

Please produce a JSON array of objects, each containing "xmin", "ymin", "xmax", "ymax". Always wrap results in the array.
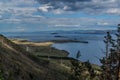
[
  {"xmin": 12, "ymin": 39, "xmax": 101, "ymax": 79},
  {"xmin": 0, "ymin": 35, "xmax": 70, "ymax": 80}
]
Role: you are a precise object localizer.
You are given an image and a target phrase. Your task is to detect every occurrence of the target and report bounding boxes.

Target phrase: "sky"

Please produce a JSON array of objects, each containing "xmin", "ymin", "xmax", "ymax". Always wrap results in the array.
[{"xmin": 0, "ymin": 0, "xmax": 120, "ymax": 32}]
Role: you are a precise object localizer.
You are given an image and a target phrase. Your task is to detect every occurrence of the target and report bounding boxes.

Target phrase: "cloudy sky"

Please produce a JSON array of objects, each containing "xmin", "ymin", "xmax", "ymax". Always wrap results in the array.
[{"xmin": 0, "ymin": 0, "xmax": 120, "ymax": 32}]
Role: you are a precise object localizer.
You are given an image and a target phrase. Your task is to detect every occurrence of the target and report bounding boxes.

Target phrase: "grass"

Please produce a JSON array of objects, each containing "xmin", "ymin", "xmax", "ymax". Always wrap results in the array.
[
  {"xmin": 10, "ymin": 38, "xmax": 101, "ymax": 80},
  {"xmin": 0, "ymin": 64, "xmax": 4, "ymax": 80},
  {"xmin": 11, "ymin": 39, "xmax": 54, "ymax": 46}
]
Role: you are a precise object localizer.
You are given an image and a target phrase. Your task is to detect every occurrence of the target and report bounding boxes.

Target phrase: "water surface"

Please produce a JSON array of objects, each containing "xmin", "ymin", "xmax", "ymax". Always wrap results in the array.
[
  {"xmin": 52, "ymin": 40, "xmax": 105, "ymax": 65},
  {"xmin": 2, "ymin": 31, "xmax": 110, "ymax": 65}
]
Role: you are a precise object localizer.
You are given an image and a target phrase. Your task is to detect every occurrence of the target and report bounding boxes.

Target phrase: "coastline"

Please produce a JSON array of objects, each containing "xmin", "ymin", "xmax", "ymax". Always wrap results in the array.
[
  {"xmin": 10, "ymin": 38, "xmax": 89, "ymax": 58},
  {"xmin": 11, "ymin": 38, "xmax": 69, "ymax": 57},
  {"xmin": 10, "ymin": 38, "xmax": 100, "ymax": 71},
  {"xmin": 11, "ymin": 38, "xmax": 54, "ymax": 46}
]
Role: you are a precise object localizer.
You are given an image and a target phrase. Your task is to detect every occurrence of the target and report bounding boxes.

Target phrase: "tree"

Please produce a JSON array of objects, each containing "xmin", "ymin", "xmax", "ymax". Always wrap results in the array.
[
  {"xmin": 115, "ymin": 26, "xmax": 120, "ymax": 80},
  {"xmin": 100, "ymin": 31, "xmax": 113, "ymax": 80},
  {"xmin": 76, "ymin": 50, "xmax": 81, "ymax": 59},
  {"xmin": 69, "ymin": 51, "xmax": 85, "ymax": 80},
  {"xmin": 84, "ymin": 60, "xmax": 96, "ymax": 80},
  {"xmin": 100, "ymin": 26, "xmax": 120, "ymax": 80}
]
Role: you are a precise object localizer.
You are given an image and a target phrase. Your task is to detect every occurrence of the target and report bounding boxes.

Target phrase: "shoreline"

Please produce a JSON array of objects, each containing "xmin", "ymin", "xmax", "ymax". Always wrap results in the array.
[
  {"xmin": 10, "ymin": 38, "xmax": 89, "ymax": 58},
  {"xmin": 11, "ymin": 38, "xmax": 54, "ymax": 46},
  {"xmin": 11, "ymin": 38, "xmax": 88, "ymax": 45},
  {"xmin": 11, "ymin": 38, "xmax": 69, "ymax": 57},
  {"xmin": 10, "ymin": 38, "xmax": 100, "ymax": 68}
]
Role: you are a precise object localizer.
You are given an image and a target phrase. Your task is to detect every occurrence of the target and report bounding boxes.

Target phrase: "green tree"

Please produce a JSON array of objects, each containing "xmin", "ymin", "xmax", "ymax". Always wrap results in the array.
[
  {"xmin": 116, "ymin": 25, "xmax": 120, "ymax": 80},
  {"xmin": 100, "ymin": 31, "xmax": 113, "ymax": 80},
  {"xmin": 84, "ymin": 60, "xmax": 96, "ymax": 80},
  {"xmin": 100, "ymin": 26, "xmax": 120, "ymax": 80},
  {"xmin": 69, "ymin": 51, "xmax": 85, "ymax": 80}
]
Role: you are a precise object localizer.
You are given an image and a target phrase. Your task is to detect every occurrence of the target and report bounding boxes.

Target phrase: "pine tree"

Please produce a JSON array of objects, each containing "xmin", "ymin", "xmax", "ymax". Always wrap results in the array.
[
  {"xmin": 100, "ymin": 26, "xmax": 120, "ymax": 80},
  {"xmin": 100, "ymin": 31, "xmax": 115, "ymax": 80},
  {"xmin": 115, "ymin": 26, "xmax": 120, "ymax": 80}
]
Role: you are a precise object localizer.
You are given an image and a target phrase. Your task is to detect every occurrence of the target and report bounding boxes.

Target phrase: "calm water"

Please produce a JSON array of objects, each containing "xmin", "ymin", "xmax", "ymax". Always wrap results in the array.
[
  {"xmin": 52, "ymin": 40, "xmax": 105, "ymax": 65},
  {"xmin": 2, "ymin": 31, "xmax": 110, "ymax": 65}
]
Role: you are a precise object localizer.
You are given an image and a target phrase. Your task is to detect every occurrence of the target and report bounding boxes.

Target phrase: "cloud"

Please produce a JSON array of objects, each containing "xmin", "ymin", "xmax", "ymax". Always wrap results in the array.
[
  {"xmin": 32, "ymin": 17, "xmax": 119, "ymax": 30},
  {"xmin": 55, "ymin": 24, "xmax": 80, "ymax": 27},
  {"xmin": 97, "ymin": 22, "xmax": 109, "ymax": 26},
  {"xmin": 0, "ymin": 16, "xmax": 119, "ymax": 32},
  {"xmin": 38, "ymin": 5, "xmax": 53, "ymax": 12},
  {"xmin": 16, "ymin": 26, "xmax": 26, "ymax": 31},
  {"xmin": 0, "ymin": 0, "xmax": 119, "ymax": 32},
  {"xmin": 0, "ymin": 0, "xmax": 41, "ymax": 20},
  {"xmin": 37, "ymin": 0, "xmax": 120, "ymax": 15}
]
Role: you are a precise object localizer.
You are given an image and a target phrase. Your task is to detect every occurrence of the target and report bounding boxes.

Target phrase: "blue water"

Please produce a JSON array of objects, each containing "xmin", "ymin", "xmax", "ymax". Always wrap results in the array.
[
  {"xmin": 2, "ymin": 30, "xmax": 106, "ymax": 41},
  {"xmin": 52, "ymin": 41, "xmax": 105, "ymax": 65},
  {"xmin": 2, "ymin": 31, "xmax": 110, "ymax": 65}
]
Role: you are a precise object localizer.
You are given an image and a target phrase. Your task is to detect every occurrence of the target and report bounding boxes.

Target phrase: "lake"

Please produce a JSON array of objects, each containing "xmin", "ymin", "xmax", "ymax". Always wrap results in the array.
[{"xmin": 2, "ymin": 30, "xmax": 112, "ymax": 65}]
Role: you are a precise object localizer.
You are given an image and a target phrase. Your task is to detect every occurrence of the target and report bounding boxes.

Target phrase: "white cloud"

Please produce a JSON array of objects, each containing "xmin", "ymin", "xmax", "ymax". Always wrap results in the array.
[
  {"xmin": 97, "ymin": 22, "xmax": 109, "ymax": 26},
  {"xmin": 0, "ymin": 0, "xmax": 119, "ymax": 31},
  {"xmin": 37, "ymin": 0, "xmax": 120, "ymax": 15},
  {"xmin": 38, "ymin": 5, "xmax": 53, "ymax": 12},
  {"xmin": 55, "ymin": 24, "xmax": 80, "ymax": 27},
  {"xmin": 106, "ymin": 8, "xmax": 120, "ymax": 14},
  {"xmin": 0, "ymin": 0, "xmax": 40, "ymax": 19},
  {"xmin": 16, "ymin": 26, "xmax": 26, "ymax": 31},
  {"xmin": 35, "ymin": 17, "xmax": 119, "ymax": 30}
]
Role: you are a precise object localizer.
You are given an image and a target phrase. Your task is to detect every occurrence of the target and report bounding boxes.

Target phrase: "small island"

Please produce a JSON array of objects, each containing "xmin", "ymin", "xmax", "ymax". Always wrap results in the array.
[{"xmin": 51, "ymin": 39, "xmax": 89, "ymax": 43}]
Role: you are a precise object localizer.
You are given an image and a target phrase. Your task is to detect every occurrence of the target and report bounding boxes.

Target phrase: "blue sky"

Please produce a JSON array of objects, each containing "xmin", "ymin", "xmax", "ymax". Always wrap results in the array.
[{"xmin": 0, "ymin": 0, "xmax": 120, "ymax": 32}]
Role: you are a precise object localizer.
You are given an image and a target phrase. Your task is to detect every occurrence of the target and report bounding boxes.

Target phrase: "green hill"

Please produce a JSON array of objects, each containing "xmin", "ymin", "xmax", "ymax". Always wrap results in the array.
[{"xmin": 0, "ymin": 35, "xmax": 70, "ymax": 80}]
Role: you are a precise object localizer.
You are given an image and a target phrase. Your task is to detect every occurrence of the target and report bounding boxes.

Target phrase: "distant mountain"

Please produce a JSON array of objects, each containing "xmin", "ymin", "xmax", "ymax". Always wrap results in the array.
[{"xmin": 73, "ymin": 30, "xmax": 116, "ymax": 34}]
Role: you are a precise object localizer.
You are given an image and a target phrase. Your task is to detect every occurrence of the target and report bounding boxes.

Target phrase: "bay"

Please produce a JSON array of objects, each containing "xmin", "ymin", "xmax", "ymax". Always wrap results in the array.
[{"xmin": 2, "ymin": 30, "xmax": 113, "ymax": 65}]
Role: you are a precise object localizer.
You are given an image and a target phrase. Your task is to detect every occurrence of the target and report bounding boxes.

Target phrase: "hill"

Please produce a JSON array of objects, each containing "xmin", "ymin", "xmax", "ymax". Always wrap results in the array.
[{"xmin": 0, "ymin": 35, "xmax": 70, "ymax": 80}]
